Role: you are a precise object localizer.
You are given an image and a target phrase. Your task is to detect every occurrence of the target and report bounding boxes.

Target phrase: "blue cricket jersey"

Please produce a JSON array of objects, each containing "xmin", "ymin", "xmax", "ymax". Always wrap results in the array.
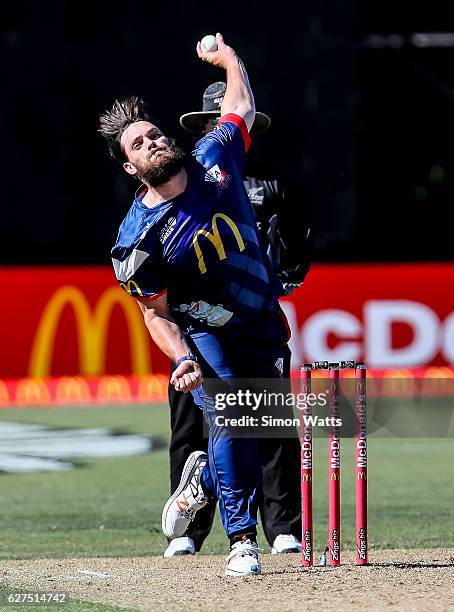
[{"xmin": 111, "ymin": 114, "xmax": 289, "ymax": 348}]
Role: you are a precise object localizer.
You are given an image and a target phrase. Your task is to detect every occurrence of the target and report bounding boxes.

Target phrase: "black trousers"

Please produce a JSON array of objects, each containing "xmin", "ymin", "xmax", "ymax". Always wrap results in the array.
[{"xmin": 168, "ymin": 346, "xmax": 301, "ymax": 550}]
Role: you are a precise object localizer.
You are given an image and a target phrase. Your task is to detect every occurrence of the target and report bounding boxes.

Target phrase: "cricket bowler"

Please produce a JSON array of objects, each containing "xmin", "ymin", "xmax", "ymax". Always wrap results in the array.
[{"xmin": 99, "ymin": 33, "xmax": 291, "ymax": 576}]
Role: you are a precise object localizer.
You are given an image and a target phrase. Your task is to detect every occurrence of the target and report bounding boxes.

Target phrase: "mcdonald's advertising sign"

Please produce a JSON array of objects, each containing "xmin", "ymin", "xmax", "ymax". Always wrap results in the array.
[
  {"xmin": 0, "ymin": 264, "xmax": 454, "ymax": 380},
  {"xmin": 0, "ymin": 267, "xmax": 170, "ymax": 379}
]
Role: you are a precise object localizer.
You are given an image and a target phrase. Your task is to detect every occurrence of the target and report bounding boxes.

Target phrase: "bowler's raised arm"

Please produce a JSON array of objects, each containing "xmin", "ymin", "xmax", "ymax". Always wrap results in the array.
[{"xmin": 196, "ymin": 33, "xmax": 255, "ymax": 132}]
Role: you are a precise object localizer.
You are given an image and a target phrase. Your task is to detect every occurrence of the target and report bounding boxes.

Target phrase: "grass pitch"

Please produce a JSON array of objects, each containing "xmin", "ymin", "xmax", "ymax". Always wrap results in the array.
[{"xmin": 0, "ymin": 403, "xmax": 453, "ymax": 561}]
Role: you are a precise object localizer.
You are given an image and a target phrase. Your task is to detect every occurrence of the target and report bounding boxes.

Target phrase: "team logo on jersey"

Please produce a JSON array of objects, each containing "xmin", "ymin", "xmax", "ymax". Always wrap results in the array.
[
  {"xmin": 159, "ymin": 216, "xmax": 177, "ymax": 244},
  {"xmin": 205, "ymin": 164, "xmax": 231, "ymax": 191}
]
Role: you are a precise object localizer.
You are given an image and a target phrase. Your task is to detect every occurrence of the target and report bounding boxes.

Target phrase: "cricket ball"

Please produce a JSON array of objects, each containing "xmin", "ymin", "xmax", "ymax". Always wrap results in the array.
[{"xmin": 201, "ymin": 35, "xmax": 218, "ymax": 53}]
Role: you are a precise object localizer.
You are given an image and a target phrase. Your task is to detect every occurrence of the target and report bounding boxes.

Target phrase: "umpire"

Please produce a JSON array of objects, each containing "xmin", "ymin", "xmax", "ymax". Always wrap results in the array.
[{"xmin": 164, "ymin": 82, "xmax": 311, "ymax": 557}]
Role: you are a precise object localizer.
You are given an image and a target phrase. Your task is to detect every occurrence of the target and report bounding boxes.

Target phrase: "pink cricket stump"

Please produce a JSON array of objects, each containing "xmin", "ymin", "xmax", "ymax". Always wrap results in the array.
[
  {"xmin": 355, "ymin": 363, "xmax": 368, "ymax": 565},
  {"xmin": 328, "ymin": 367, "xmax": 341, "ymax": 566},
  {"xmin": 300, "ymin": 365, "xmax": 313, "ymax": 566}
]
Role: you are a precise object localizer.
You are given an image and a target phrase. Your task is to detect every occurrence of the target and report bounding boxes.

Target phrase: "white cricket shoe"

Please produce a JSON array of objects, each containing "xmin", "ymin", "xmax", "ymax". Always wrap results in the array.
[
  {"xmin": 225, "ymin": 539, "xmax": 261, "ymax": 577},
  {"xmin": 163, "ymin": 537, "xmax": 196, "ymax": 557},
  {"xmin": 162, "ymin": 451, "xmax": 208, "ymax": 539},
  {"xmin": 271, "ymin": 534, "xmax": 302, "ymax": 554}
]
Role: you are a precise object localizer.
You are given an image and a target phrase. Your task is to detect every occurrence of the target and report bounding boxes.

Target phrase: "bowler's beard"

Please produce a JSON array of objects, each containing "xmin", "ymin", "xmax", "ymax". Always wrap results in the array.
[{"xmin": 136, "ymin": 139, "xmax": 186, "ymax": 186}]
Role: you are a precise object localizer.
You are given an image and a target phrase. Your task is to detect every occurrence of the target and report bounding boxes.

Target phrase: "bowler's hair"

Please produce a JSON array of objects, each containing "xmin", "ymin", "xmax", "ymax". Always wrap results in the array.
[{"xmin": 99, "ymin": 96, "xmax": 153, "ymax": 163}]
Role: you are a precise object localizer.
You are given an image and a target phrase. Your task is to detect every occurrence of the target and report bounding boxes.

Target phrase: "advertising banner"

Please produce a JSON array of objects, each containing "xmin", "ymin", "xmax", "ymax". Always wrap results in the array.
[
  {"xmin": 282, "ymin": 263, "xmax": 454, "ymax": 370},
  {"xmin": 0, "ymin": 267, "xmax": 169, "ymax": 378},
  {"xmin": 0, "ymin": 264, "xmax": 453, "ymax": 379}
]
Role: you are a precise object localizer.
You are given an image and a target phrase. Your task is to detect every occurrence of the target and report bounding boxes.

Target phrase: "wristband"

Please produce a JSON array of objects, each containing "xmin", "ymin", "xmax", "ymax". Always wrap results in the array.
[{"xmin": 175, "ymin": 354, "xmax": 199, "ymax": 368}]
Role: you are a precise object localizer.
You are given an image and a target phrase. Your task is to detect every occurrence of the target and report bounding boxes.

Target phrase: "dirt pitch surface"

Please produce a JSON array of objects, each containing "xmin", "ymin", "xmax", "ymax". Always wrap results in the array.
[{"xmin": 2, "ymin": 550, "xmax": 454, "ymax": 611}]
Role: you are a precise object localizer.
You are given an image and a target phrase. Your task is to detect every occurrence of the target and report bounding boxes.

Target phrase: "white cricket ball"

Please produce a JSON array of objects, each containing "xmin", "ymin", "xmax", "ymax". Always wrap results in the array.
[{"xmin": 201, "ymin": 34, "xmax": 218, "ymax": 53}]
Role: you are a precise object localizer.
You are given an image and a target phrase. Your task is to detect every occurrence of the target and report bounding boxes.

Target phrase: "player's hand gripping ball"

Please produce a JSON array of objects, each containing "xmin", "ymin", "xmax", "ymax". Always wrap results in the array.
[{"xmin": 200, "ymin": 34, "xmax": 218, "ymax": 53}]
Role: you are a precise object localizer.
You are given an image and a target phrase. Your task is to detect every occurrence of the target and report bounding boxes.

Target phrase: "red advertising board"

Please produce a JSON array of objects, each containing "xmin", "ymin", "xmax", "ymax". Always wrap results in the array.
[
  {"xmin": 282, "ymin": 263, "xmax": 454, "ymax": 370},
  {"xmin": 0, "ymin": 267, "xmax": 169, "ymax": 378},
  {"xmin": 0, "ymin": 264, "xmax": 453, "ymax": 379}
]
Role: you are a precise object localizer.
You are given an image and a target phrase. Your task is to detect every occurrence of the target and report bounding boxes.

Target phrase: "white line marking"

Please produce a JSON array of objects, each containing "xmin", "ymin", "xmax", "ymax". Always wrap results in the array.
[{"xmin": 77, "ymin": 570, "xmax": 112, "ymax": 578}]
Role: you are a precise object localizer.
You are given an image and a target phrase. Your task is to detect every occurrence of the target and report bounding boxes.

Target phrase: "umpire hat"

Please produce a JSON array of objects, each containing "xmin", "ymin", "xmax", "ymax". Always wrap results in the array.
[{"xmin": 179, "ymin": 82, "xmax": 271, "ymax": 135}]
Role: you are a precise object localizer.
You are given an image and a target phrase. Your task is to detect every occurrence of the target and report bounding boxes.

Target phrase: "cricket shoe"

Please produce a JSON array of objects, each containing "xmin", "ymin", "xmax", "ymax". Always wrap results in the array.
[
  {"xmin": 225, "ymin": 539, "xmax": 261, "ymax": 577},
  {"xmin": 271, "ymin": 534, "xmax": 302, "ymax": 554},
  {"xmin": 163, "ymin": 537, "xmax": 196, "ymax": 557},
  {"xmin": 162, "ymin": 451, "xmax": 208, "ymax": 539}
]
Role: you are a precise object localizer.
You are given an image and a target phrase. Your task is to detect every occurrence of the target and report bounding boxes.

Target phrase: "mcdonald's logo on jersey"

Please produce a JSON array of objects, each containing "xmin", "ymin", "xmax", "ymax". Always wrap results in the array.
[
  {"xmin": 120, "ymin": 279, "xmax": 144, "ymax": 298},
  {"xmin": 193, "ymin": 212, "xmax": 245, "ymax": 274}
]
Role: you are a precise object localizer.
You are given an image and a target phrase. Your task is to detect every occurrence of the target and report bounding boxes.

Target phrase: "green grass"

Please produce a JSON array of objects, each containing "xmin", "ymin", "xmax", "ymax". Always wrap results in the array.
[
  {"xmin": 0, "ymin": 404, "xmax": 453, "ymax": 561},
  {"xmin": 0, "ymin": 404, "xmax": 170, "ymax": 437}
]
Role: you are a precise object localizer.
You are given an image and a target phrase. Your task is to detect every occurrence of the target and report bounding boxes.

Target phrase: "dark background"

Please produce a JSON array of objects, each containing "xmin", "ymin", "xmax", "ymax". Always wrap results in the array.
[{"xmin": 2, "ymin": 1, "xmax": 453, "ymax": 264}]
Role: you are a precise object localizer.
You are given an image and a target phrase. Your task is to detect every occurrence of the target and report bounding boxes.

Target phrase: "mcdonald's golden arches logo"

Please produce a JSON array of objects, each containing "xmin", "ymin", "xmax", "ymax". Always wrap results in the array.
[
  {"xmin": 97, "ymin": 376, "xmax": 132, "ymax": 402},
  {"xmin": 56, "ymin": 376, "xmax": 90, "ymax": 403},
  {"xmin": 193, "ymin": 213, "xmax": 245, "ymax": 274},
  {"xmin": 137, "ymin": 374, "xmax": 168, "ymax": 402},
  {"xmin": 120, "ymin": 279, "xmax": 144, "ymax": 297},
  {"xmin": 16, "ymin": 378, "xmax": 51, "ymax": 405},
  {"xmin": 29, "ymin": 286, "xmax": 151, "ymax": 378}
]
